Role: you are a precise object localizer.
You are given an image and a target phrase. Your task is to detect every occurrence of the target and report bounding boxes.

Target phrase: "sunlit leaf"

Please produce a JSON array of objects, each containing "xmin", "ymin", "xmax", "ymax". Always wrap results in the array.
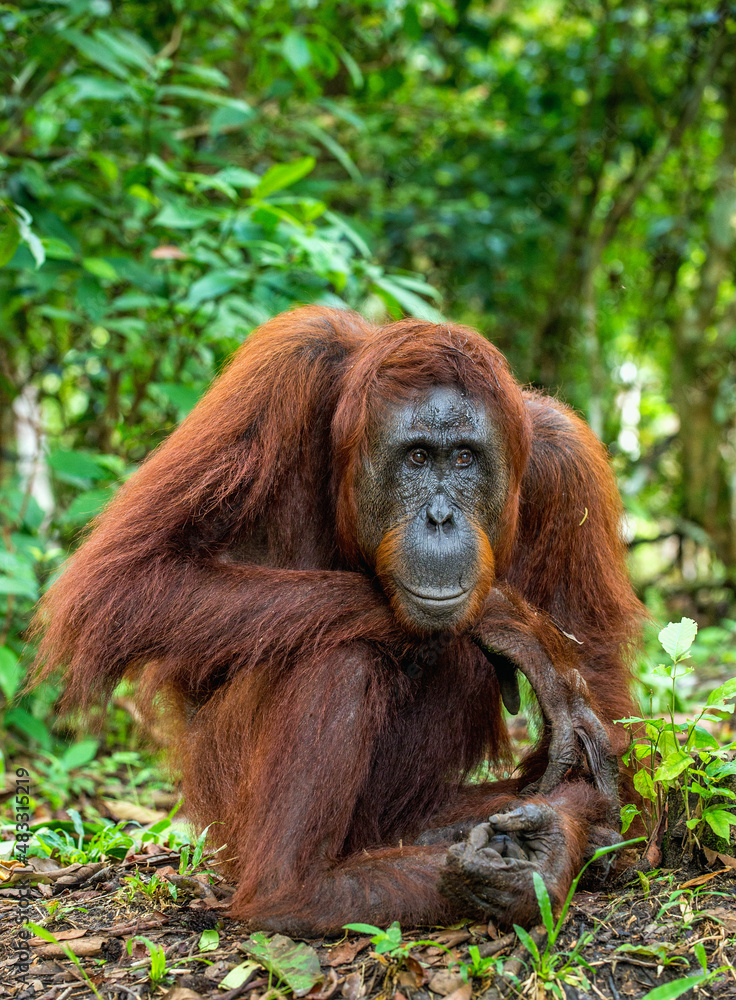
[{"xmin": 659, "ymin": 618, "xmax": 698, "ymax": 661}]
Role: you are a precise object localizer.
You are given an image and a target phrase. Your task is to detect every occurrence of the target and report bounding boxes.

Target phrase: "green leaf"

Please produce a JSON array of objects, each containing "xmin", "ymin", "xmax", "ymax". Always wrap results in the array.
[
  {"xmin": 707, "ymin": 677, "xmax": 736, "ymax": 709},
  {"xmin": 184, "ymin": 270, "xmax": 245, "ymax": 309},
  {"xmin": 343, "ymin": 923, "xmax": 382, "ymax": 935},
  {"xmin": 25, "ymin": 923, "xmax": 59, "ymax": 945},
  {"xmin": 282, "ymin": 31, "xmax": 312, "ymax": 72},
  {"xmin": 0, "ymin": 647, "xmax": 22, "ymax": 701},
  {"xmin": 620, "ymin": 802, "xmax": 641, "ymax": 834},
  {"xmin": 61, "ymin": 29, "xmax": 131, "ymax": 79},
  {"xmin": 0, "ymin": 577, "xmax": 38, "ymax": 600},
  {"xmin": 83, "ymin": 257, "xmax": 118, "ymax": 280},
  {"xmin": 0, "ymin": 208, "xmax": 20, "ymax": 267},
  {"xmin": 512, "ymin": 925, "xmax": 540, "ymax": 963},
  {"xmin": 69, "ymin": 75, "xmax": 135, "ymax": 103},
  {"xmin": 532, "ymin": 871, "xmax": 554, "ymax": 935},
  {"xmin": 254, "ymin": 158, "xmax": 316, "ymax": 199},
  {"xmin": 150, "ymin": 383, "xmax": 203, "ymax": 415},
  {"xmin": 373, "ymin": 275, "xmax": 445, "ymax": 322},
  {"xmin": 209, "ymin": 105, "xmax": 253, "ymax": 135},
  {"xmin": 152, "ymin": 203, "xmax": 216, "ymax": 229},
  {"xmin": 215, "ymin": 167, "xmax": 260, "ymax": 189},
  {"xmin": 654, "ymin": 752, "xmax": 692, "ymax": 782},
  {"xmin": 199, "ymin": 929, "xmax": 219, "ymax": 951},
  {"xmin": 48, "ymin": 450, "xmax": 108, "ymax": 482},
  {"xmin": 93, "ymin": 29, "xmax": 153, "ymax": 73},
  {"xmin": 42, "ymin": 238, "xmax": 77, "ymax": 261},
  {"xmin": 157, "ymin": 85, "xmax": 252, "ymax": 114},
  {"xmin": 219, "ymin": 961, "xmax": 261, "ymax": 990},
  {"xmin": 633, "ymin": 768, "xmax": 656, "ymax": 800},
  {"xmin": 703, "ymin": 808, "xmax": 736, "ymax": 840},
  {"xmin": 638, "ymin": 975, "xmax": 708, "ymax": 1000},
  {"xmin": 61, "ymin": 740, "xmax": 99, "ymax": 770},
  {"xmin": 243, "ymin": 933, "xmax": 322, "ymax": 997},
  {"xmin": 5, "ymin": 708, "xmax": 51, "ymax": 749},
  {"xmin": 659, "ymin": 618, "xmax": 698, "ymax": 661},
  {"xmin": 63, "ymin": 488, "xmax": 113, "ymax": 526}
]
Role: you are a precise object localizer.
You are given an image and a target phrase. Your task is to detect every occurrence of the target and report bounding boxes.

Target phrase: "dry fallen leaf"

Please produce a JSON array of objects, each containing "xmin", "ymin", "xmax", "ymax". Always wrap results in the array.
[
  {"xmin": 428, "ymin": 970, "xmax": 466, "ymax": 996},
  {"xmin": 103, "ymin": 799, "xmax": 167, "ymax": 824},
  {"xmin": 405, "ymin": 954, "xmax": 427, "ymax": 988},
  {"xmin": 31, "ymin": 928, "xmax": 87, "ymax": 943},
  {"xmin": 434, "ymin": 930, "xmax": 471, "ymax": 948},
  {"xmin": 35, "ymin": 936, "xmax": 107, "ymax": 958},
  {"xmin": 325, "ymin": 938, "xmax": 371, "ymax": 967},
  {"xmin": 341, "ymin": 971, "xmax": 364, "ymax": 1000},
  {"xmin": 442, "ymin": 985, "xmax": 472, "ymax": 1000},
  {"xmin": 679, "ymin": 868, "xmax": 730, "ymax": 889}
]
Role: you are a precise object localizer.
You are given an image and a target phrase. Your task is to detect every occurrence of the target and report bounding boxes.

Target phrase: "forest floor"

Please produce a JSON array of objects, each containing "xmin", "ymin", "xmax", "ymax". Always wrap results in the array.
[
  {"xmin": 2, "ymin": 706, "xmax": 735, "ymax": 1000},
  {"xmin": 1, "ymin": 840, "xmax": 735, "ymax": 1000}
]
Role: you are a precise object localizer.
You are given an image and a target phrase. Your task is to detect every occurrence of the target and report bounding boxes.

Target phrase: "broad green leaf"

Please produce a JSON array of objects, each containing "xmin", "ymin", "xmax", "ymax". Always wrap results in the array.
[
  {"xmin": 512, "ymin": 925, "xmax": 540, "ymax": 962},
  {"xmin": 184, "ymin": 270, "xmax": 245, "ymax": 309},
  {"xmin": 68, "ymin": 75, "xmax": 136, "ymax": 103},
  {"xmin": 0, "ymin": 647, "xmax": 22, "ymax": 701},
  {"xmin": 254, "ymin": 157, "xmax": 316, "ymax": 199},
  {"xmin": 633, "ymin": 768, "xmax": 656, "ymax": 800},
  {"xmin": 654, "ymin": 752, "xmax": 692, "ymax": 782},
  {"xmin": 620, "ymin": 802, "xmax": 640, "ymax": 834},
  {"xmin": 93, "ymin": 28, "xmax": 153, "ymax": 73},
  {"xmin": 343, "ymin": 923, "xmax": 382, "ymax": 935},
  {"xmin": 152, "ymin": 203, "xmax": 216, "ymax": 229},
  {"xmin": 0, "ymin": 577, "xmax": 38, "ymax": 600},
  {"xmin": 61, "ymin": 29, "xmax": 130, "ymax": 79},
  {"xmin": 707, "ymin": 677, "xmax": 736, "ymax": 708},
  {"xmin": 659, "ymin": 618, "xmax": 698, "ymax": 661},
  {"xmin": 703, "ymin": 808, "xmax": 736, "ymax": 840},
  {"xmin": 42, "ymin": 238, "xmax": 76, "ymax": 260},
  {"xmin": 373, "ymin": 275, "xmax": 445, "ymax": 322},
  {"xmin": 686, "ymin": 726, "xmax": 719, "ymax": 750},
  {"xmin": 215, "ymin": 167, "xmax": 260, "ymax": 189},
  {"xmin": 0, "ymin": 208, "xmax": 20, "ymax": 267},
  {"xmin": 282, "ymin": 31, "xmax": 312, "ymax": 72},
  {"xmin": 219, "ymin": 961, "xmax": 261, "ymax": 990},
  {"xmin": 209, "ymin": 105, "xmax": 253, "ymax": 135},
  {"xmin": 638, "ymin": 975, "xmax": 708, "ymax": 1000},
  {"xmin": 150, "ymin": 383, "xmax": 203, "ymax": 415},
  {"xmin": 48, "ymin": 450, "xmax": 107, "ymax": 482},
  {"xmin": 243, "ymin": 933, "xmax": 322, "ymax": 997},
  {"xmin": 5, "ymin": 708, "xmax": 51, "ymax": 749},
  {"xmin": 83, "ymin": 257, "xmax": 117, "ymax": 280},
  {"xmin": 61, "ymin": 740, "xmax": 99, "ymax": 770},
  {"xmin": 64, "ymin": 488, "xmax": 113, "ymax": 526},
  {"xmin": 199, "ymin": 929, "xmax": 219, "ymax": 951}
]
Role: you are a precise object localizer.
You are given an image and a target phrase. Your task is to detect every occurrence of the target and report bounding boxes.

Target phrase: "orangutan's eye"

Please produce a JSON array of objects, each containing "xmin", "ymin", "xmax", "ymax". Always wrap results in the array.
[
  {"xmin": 456, "ymin": 450, "xmax": 474, "ymax": 467},
  {"xmin": 409, "ymin": 449, "xmax": 428, "ymax": 467}
]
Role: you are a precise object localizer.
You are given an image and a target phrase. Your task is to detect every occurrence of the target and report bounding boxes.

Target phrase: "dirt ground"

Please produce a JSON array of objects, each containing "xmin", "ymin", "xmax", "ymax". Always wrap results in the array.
[{"xmin": 1, "ymin": 846, "xmax": 735, "ymax": 1000}]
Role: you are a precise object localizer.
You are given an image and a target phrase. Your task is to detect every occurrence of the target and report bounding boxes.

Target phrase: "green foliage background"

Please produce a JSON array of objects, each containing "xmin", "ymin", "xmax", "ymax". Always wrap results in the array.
[{"xmin": 1, "ymin": 0, "xmax": 735, "ymax": 760}]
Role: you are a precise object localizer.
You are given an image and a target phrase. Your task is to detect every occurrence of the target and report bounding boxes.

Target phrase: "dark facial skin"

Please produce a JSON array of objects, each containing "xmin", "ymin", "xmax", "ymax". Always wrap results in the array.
[{"xmin": 355, "ymin": 386, "xmax": 509, "ymax": 632}]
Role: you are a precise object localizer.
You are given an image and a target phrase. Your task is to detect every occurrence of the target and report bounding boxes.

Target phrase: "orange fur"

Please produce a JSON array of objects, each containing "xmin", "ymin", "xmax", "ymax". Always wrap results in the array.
[{"xmin": 31, "ymin": 306, "xmax": 644, "ymax": 934}]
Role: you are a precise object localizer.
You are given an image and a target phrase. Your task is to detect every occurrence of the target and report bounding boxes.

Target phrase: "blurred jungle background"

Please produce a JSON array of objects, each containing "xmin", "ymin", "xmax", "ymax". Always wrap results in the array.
[{"xmin": 1, "ymin": 0, "xmax": 735, "ymax": 811}]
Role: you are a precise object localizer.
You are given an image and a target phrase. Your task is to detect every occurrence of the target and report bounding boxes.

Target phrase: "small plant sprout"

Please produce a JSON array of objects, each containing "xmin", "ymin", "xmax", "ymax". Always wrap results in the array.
[
  {"xmin": 513, "ymin": 837, "xmax": 645, "ymax": 997},
  {"xmin": 26, "ymin": 923, "xmax": 103, "ymax": 1000},
  {"xmin": 619, "ymin": 618, "xmax": 736, "ymax": 851},
  {"xmin": 343, "ymin": 921, "xmax": 450, "ymax": 965},
  {"xmin": 453, "ymin": 943, "xmax": 502, "ymax": 982},
  {"xmin": 126, "ymin": 935, "xmax": 170, "ymax": 987}
]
